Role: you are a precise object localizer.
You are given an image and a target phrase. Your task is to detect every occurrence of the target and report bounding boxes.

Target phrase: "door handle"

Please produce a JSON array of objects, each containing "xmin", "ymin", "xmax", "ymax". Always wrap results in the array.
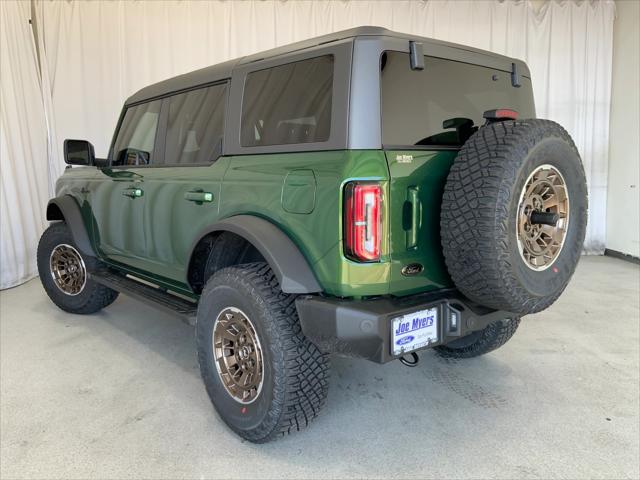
[
  {"xmin": 407, "ymin": 186, "xmax": 421, "ymax": 249},
  {"xmin": 184, "ymin": 191, "xmax": 214, "ymax": 203},
  {"xmin": 122, "ymin": 187, "xmax": 143, "ymax": 198}
]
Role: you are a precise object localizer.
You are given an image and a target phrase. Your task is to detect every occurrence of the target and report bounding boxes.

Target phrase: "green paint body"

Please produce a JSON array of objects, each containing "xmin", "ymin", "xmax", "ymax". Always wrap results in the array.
[{"xmin": 56, "ymin": 149, "xmax": 456, "ymax": 299}]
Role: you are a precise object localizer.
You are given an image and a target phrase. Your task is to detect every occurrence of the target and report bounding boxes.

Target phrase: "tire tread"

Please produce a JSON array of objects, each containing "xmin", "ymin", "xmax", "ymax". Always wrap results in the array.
[
  {"xmin": 435, "ymin": 318, "xmax": 521, "ymax": 359},
  {"xmin": 440, "ymin": 119, "xmax": 586, "ymax": 314},
  {"xmin": 196, "ymin": 262, "xmax": 329, "ymax": 443},
  {"xmin": 37, "ymin": 222, "xmax": 118, "ymax": 314}
]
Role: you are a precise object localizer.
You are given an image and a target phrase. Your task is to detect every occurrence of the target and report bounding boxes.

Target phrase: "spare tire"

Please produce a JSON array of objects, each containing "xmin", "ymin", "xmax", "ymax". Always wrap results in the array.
[{"xmin": 440, "ymin": 119, "xmax": 587, "ymax": 315}]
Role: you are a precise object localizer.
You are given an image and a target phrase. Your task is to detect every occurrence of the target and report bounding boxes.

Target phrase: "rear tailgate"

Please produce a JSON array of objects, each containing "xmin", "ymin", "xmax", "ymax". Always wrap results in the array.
[
  {"xmin": 380, "ymin": 51, "xmax": 535, "ymax": 297},
  {"xmin": 385, "ymin": 149, "xmax": 455, "ymax": 296}
]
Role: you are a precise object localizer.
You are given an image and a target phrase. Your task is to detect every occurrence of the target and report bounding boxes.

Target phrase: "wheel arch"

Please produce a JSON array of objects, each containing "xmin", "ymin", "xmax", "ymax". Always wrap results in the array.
[
  {"xmin": 46, "ymin": 196, "xmax": 96, "ymax": 258},
  {"xmin": 187, "ymin": 215, "xmax": 322, "ymax": 294}
]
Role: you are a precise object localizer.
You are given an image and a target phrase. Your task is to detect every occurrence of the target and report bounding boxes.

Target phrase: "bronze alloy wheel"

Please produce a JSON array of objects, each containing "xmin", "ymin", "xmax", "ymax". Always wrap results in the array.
[
  {"xmin": 49, "ymin": 243, "xmax": 87, "ymax": 295},
  {"xmin": 212, "ymin": 307, "xmax": 264, "ymax": 404},
  {"xmin": 517, "ymin": 164, "xmax": 570, "ymax": 270}
]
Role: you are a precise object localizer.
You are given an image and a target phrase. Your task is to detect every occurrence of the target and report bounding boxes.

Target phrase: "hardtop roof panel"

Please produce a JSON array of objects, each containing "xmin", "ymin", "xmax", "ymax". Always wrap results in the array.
[{"xmin": 125, "ymin": 26, "xmax": 526, "ymax": 106}]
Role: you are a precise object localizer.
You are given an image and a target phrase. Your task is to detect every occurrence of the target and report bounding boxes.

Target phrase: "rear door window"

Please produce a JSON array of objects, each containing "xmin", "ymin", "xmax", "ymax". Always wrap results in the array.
[
  {"xmin": 241, "ymin": 55, "xmax": 334, "ymax": 147},
  {"xmin": 162, "ymin": 83, "xmax": 228, "ymax": 165},
  {"xmin": 380, "ymin": 52, "xmax": 535, "ymax": 147},
  {"xmin": 112, "ymin": 100, "xmax": 162, "ymax": 166}
]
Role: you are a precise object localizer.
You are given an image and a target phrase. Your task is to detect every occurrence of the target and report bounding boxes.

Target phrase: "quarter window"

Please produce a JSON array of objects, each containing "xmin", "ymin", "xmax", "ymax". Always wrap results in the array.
[
  {"xmin": 112, "ymin": 100, "xmax": 161, "ymax": 166},
  {"xmin": 163, "ymin": 83, "xmax": 227, "ymax": 165},
  {"xmin": 241, "ymin": 55, "xmax": 334, "ymax": 147}
]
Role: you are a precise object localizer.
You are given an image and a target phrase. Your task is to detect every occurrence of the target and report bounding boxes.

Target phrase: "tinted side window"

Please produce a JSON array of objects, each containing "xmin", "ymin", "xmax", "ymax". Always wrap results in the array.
[
  {"xmin": 163, "ymin": 83, "xmax": 227, "ymax": 165},
  {"xmin": 112, "ymin": 100, "xmax": 162, "ymax": 166},
  {"xmin": 241, "ymin": 55, "xmax": 333, "ymax": 147},
  {"xmin": 381, "ymin": 52, "xmax": 535, "ymax": 147}
]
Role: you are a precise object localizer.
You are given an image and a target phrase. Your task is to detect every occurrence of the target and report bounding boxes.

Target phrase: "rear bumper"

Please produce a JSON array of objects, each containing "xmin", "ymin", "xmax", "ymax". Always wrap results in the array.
[{"xmin": 296, "ymin": 289, "xmax": 515, "ymax": 364}]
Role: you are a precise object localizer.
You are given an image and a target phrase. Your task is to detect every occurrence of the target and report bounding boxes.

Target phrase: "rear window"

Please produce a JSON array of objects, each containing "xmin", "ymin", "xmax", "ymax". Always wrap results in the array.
[
  {"xmin": 163, "ymin": 83, "xmax": 227, "ymax": 165},
  {"xmin": 381, "ymin": 51, "xmax": 535, "ymax": 147},
  {"xmin": 241, "ymin": 55, "xmax": 333, "ymax": 147}
]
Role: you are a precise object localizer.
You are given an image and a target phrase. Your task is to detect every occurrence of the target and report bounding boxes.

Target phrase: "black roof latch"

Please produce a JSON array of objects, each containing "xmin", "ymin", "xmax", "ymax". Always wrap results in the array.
[
  {"xmin": 410, "ymin": 41, "xmax": 424, "ymax": 71},
  {"xmin": 511, "ymin": 62, "xmax": 521, "ymax": 88}
]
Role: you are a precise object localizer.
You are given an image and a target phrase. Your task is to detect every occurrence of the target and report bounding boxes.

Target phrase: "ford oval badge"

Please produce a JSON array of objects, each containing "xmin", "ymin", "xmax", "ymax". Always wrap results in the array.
[
  {"xmin": 401, "ymin": 263, "xmax": 423, "ymax": 276},
  {"xmin": 396, "ymin": 335, "xmax": 414, "ymax": 346}
]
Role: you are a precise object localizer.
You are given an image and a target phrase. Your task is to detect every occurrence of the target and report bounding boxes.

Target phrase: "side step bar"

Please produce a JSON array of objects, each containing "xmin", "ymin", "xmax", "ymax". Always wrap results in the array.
[{"xmin": 90, "ymin": 269, "xmax": 197, "ymax": 326}]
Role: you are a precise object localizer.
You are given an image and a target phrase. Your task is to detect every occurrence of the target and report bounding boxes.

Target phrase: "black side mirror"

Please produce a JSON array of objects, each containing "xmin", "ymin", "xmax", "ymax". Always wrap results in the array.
[{"xmin": 64, "ymin": 139, "xmax": 95, "ymax": 166}]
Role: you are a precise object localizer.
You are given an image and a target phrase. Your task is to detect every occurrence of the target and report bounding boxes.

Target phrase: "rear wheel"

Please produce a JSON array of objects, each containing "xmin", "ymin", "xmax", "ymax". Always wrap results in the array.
[
  {"xmin": 37, "ymin": 222, "xmax": 118, "ymax": 314},
  {"xmin": 435, "ymin": 318, "xmax": 521, "ymax": 359},
  {"xmin": 196, "ymin": 262, "xmax": 329, "ymax": 443}
]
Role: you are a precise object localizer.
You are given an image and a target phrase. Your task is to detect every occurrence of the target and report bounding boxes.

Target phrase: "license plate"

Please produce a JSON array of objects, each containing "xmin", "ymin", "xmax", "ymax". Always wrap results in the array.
[{"xmin": 391, "ymin": 307, "xmax": 438, "ymax": 355}]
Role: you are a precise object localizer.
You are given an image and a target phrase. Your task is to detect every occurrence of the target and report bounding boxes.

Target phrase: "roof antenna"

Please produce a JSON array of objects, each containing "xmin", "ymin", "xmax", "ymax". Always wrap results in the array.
[{"xmin": 410, "ymin": 41, "xmax": 424, "ymax": 71}]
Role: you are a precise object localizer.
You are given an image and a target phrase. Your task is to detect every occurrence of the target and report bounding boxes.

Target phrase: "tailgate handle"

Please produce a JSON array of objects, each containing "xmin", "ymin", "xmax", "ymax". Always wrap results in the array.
[{"xmin": 407, "ymin": 187, "xmax": 422, "ymax": 250}]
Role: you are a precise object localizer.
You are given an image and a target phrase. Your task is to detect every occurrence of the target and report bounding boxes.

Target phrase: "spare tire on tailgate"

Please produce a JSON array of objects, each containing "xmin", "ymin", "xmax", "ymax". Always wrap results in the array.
[{"xmin": 440, "ymin": 119, "xmax": 587, "ymax": 315}]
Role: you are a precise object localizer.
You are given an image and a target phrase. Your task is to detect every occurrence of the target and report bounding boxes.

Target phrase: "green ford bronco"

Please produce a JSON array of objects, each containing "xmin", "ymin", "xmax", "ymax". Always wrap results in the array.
[{"xmin": 38, "ymin": 27, "xmax": 587, "ymax": 442}]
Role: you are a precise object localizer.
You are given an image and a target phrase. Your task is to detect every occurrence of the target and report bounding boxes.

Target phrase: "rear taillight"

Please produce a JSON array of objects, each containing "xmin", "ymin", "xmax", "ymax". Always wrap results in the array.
[{"xmin": 344, "ymin": 182, "xmax": 382, "ymax": 262}]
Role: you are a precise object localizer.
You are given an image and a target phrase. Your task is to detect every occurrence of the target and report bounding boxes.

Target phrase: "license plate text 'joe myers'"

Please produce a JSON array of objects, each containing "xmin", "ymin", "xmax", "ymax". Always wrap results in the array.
[{"xmin": 395, "ymin": 315, "xmax": 435, "ymax": 336}]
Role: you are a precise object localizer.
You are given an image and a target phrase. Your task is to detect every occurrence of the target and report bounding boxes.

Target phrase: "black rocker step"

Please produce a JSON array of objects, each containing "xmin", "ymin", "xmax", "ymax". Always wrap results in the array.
[{"xmin": 90, "ymin": 269, "xmax": 197, "ymax": 326}]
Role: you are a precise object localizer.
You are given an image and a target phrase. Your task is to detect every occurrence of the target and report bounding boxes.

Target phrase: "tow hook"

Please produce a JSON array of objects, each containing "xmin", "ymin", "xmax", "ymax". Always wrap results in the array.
[{"xmin": 399, "ymin": 352, "xmax": 419, "ymax": 367}]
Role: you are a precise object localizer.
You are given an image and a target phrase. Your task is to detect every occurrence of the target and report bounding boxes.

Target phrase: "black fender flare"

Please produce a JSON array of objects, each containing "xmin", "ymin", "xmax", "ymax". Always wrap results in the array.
[
  {"xmin": 190, "ymin": 215, "xmax": 322, "ymax": 294},
  {"xmin": 46, "ymin": 195, "xmax": 96, "ymax": 258}
]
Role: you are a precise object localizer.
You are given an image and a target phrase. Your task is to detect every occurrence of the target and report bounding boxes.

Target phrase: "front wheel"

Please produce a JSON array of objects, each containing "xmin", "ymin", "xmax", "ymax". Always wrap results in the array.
[
  {"xmin": 37, "ymin": 222, "xmax": 118, "ymax": 314},
  {"xmin": 196, "ymin": 262, "xmax": 329, "ymax": 443}
]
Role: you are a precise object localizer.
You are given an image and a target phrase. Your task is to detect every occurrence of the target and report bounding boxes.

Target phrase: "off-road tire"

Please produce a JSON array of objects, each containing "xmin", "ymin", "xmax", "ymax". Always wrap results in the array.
[
  {"xmin": 37, "ymin": 222, "xmax": 119, "ymax": 314},
  {"xmin": 435, "ymin": 318, "xmax": 521, "ymax": 359},
  {"xmin": 196, "ymin": 262, "xmax": 329, "ymax": 443},
  {"xmin": 441, "ymin": 119, "xmax": 588, "ymax": 315}
]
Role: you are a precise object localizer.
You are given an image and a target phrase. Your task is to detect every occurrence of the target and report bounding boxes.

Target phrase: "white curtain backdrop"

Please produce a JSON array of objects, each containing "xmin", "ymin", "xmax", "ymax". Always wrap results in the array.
[
  {"xmin": 1, "ymin": 1, "xmax": 53, "ymax": 289},
  {"xmin": 1, "ymin": 0, "xmax": 615, "ymax": 289}
]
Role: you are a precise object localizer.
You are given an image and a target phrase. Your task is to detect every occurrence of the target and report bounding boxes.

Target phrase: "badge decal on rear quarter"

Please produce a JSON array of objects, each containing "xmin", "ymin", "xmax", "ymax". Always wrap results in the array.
[{"xmin": 396, "ymin": 154, "xmax": 413, "ymax": 164}]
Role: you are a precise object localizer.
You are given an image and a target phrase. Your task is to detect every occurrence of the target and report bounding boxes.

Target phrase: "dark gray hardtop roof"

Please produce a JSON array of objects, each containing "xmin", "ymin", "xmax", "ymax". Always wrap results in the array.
[{"xmin": 125, "ymin": 26, "xmax": 528, "ymax": 106}]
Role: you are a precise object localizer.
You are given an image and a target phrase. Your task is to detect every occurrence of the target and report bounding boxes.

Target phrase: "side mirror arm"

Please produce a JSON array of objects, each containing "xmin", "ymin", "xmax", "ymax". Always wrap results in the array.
[{"xmin": 94, "ymin": 158, "xmax": 109, "ymax": 168}]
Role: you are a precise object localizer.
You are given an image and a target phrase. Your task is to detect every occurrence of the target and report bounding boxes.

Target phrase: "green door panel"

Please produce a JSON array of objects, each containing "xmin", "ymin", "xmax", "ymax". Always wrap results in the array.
[
  {"xmin": 132, "ymin": 157, "xmax": 230, "ymax": 282},
  {"xmin": 88, "ymin": 168, "xmax": 147, "ymax": 268},
  {"xmin": 385, "ymin": 150, "xmax": 456, "ymax": 295}
]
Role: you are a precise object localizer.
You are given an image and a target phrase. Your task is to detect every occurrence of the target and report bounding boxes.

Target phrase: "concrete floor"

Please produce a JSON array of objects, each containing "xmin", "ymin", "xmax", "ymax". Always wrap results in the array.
[{"xmin": 0, "ymin": 256, "xmax": 638, "ymax": 480}]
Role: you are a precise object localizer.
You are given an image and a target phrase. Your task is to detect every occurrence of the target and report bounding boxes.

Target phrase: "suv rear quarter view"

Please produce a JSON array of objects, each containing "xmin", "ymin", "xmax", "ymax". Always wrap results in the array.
[{"xmin": 38, "ymin": 27, "xmax": 587, "ymax": 442}]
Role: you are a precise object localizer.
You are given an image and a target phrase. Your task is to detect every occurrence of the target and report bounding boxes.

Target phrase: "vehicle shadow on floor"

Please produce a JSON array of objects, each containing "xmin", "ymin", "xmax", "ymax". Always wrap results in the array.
[
  {"xmin": 37, "ymin": 283, "xmax": 529, "ymax": 462},
  {"xmin": 36, "ymin": 289, "xmax": 200, "ymax": 376}
]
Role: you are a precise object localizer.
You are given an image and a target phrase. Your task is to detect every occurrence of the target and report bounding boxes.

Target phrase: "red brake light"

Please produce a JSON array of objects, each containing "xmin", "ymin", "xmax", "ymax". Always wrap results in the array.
[
  {"xmin": 483, "ymin": 108, "xmax": 519, "ymax": 121},
  {"xmin": 344, "ymin": 182, "xmax": 382, "ymax": 262}
]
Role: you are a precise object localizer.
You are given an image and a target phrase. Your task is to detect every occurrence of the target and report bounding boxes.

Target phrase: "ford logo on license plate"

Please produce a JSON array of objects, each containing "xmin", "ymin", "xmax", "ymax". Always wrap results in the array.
[{"xmin": 396, "ymin": 335, "xmax": 414, "ymax": 346}]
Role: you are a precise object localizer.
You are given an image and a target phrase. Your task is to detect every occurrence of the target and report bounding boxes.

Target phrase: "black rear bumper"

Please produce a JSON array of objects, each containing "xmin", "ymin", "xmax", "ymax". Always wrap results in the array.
[{"xmin": 296, "ymin": 289, "xmax": 515, "ymax": 364}]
